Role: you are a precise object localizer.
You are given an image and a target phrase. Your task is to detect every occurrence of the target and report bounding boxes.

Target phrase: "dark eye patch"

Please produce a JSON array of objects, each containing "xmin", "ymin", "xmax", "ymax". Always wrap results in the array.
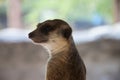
[{"xmin": 40, "ymin": 24, "xmax": 55, "ymax": 35}]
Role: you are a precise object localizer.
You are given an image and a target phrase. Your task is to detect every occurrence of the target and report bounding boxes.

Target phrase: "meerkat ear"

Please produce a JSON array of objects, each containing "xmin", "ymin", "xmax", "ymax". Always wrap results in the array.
[{"xmin": 61, "ymin": 25, "xmax": 72, "ymax": 39}]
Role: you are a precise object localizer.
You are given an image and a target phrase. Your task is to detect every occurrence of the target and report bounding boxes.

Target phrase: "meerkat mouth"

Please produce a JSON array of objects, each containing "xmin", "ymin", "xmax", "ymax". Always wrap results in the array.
[{"xmin": 29, "ymin": 37, "xmax": 48, "ymax": 43}]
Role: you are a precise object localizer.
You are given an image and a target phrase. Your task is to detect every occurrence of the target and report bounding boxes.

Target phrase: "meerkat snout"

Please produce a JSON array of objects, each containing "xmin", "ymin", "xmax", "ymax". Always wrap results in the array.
[{"xmin": 29, "ymin": 32, "xmax": 35, "ymax": 38}]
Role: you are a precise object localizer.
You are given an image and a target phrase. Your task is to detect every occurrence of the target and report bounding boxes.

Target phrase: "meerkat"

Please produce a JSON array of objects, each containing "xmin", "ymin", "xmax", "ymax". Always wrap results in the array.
[{"xmin": 28, "ymin": 19, "xmax": 86, "ymax": 80}]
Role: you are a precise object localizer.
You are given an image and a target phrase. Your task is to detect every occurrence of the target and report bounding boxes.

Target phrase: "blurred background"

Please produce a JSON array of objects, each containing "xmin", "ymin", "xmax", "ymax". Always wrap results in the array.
[{"xmin": 0, "ymin": 0, "xmax": 120, "ymax": 80}]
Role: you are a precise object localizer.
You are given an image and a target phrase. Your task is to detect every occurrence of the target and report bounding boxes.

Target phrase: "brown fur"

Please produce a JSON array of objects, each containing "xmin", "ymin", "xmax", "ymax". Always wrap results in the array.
[{"xmin": 28, "ymin": 19, "xmax": 86, "ymax": 80}]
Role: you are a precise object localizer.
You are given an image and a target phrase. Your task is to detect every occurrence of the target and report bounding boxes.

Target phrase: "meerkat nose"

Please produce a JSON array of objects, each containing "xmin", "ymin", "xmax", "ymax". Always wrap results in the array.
[{"xmin": 28, "ymin": 32, "xmax": 34, "ymax": 38}]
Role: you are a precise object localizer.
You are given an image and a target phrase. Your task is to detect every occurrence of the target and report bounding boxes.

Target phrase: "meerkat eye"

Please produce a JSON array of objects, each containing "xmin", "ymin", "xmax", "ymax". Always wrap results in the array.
[{"xmin": 40, "ymin": 25, "xmax": 54, "ymax": 35}]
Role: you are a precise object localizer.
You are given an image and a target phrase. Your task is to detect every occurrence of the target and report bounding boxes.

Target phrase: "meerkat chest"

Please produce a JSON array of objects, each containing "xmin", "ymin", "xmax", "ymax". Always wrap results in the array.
[{"xmin": 47, "ymin": 61, "xmax": 70, "ymax": 80}]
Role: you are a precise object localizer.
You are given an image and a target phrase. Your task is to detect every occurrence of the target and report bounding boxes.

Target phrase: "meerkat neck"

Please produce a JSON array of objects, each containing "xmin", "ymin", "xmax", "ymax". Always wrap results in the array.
[
  {"xmin": 50, "ymin": 37, "xmax": 78, "ymax": 58},
  {"xmin": 51, "ymin": 43, "xmax": 69, "ymax": 55},
  {"xmin": 41, "ymin": 37, "xmax": 70, "ymax": 56}
]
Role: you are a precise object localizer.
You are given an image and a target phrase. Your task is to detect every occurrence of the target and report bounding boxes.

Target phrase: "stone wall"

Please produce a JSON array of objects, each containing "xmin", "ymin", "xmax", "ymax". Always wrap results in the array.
[{"xmin": 0, "ymin": 39, "xmax": 120, "ymax": 80}]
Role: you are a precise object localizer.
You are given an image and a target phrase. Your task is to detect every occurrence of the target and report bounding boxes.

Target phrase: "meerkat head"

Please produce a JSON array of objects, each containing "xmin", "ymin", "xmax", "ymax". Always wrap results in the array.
[{"xmin": 28, "ymin": 19, "xmax": 72, "ymax": 54}]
